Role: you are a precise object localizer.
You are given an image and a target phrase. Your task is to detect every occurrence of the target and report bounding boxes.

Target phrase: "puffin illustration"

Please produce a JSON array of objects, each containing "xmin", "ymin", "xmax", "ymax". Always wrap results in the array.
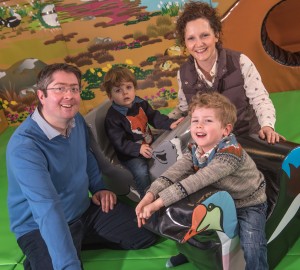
[
  {"xmin": 181, "ymin": 191, "xmax": 246, "ymax": 269},
  {"xmin": 0, "ymin": 9, "xmax": 21, "ymax": 30},
  {"xmin": 182, "ymin": 203, "xmax": 224, "ymax": 242}
]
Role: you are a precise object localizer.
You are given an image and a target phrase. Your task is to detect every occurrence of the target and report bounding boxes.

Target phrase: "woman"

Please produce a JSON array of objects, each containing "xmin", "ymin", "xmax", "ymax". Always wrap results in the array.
[
  {"xmin": 169, "ymin": 1, "xmax": 285, "ymax": 144},
  {"xmin": 165, "ymin": 1, "xmax": 284, "ymax": 267}
]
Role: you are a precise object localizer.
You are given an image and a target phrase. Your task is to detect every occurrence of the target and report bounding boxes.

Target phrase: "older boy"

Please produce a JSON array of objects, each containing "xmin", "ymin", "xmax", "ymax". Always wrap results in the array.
[{"xmin": 136, "ymin": 92, "xmax": 268, "ymax": 269}]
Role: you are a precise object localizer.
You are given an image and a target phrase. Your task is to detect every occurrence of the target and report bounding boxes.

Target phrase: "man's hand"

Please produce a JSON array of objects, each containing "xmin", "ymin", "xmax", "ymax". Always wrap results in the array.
[
  {"xmin": 258, "ymin": 126, "xmax": 286, "ymax": 144},
  {"xmin": 92, "ymin": 190, "xmax": 117, "ymax": 213}
]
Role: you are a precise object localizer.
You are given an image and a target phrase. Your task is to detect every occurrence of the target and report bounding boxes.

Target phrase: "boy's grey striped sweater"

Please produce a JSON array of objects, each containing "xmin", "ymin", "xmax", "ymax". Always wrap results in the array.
[{"xmin": 148, "ymin": 145, "xmax": 267, "ymax": 208}]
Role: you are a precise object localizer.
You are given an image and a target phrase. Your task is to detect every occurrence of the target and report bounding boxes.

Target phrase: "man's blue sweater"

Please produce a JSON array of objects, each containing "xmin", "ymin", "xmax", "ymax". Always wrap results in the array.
[{"xmin": 6, "ymin": 113, "xmax": 105, "ymax": 269}]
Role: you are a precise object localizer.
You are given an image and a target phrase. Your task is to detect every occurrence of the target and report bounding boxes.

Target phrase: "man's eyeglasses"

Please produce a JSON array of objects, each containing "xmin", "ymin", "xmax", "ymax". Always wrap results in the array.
[{"xmin": 46, "ymin": 86, "xmax": 82, "ymax": 94}]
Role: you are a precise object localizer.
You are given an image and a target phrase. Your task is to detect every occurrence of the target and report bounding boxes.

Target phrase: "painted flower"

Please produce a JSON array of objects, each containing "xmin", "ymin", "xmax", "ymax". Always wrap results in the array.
[
  {"xmin": 102, "ymin": 67, "xmax": 109, "ymax": 72},
  {"xmin": 125, "ymin": 59, "xmax": 133, "ymax": 65}
]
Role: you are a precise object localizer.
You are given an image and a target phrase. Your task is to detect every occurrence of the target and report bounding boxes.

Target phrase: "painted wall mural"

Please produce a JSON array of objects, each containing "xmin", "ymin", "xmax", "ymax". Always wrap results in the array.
[{"xmin": 0, "ymin": 0, "xmax": 299, "ymax": 127}]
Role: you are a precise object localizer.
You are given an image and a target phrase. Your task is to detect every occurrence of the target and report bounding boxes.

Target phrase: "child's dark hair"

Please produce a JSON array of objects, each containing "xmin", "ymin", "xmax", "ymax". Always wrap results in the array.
[
  {"xmin": 189, "ymin": 92, "xmax": 237, "ymax": 127},
  {"xmin": 102, "ymin": 66, "xmax": 137, "ymax": 97}
]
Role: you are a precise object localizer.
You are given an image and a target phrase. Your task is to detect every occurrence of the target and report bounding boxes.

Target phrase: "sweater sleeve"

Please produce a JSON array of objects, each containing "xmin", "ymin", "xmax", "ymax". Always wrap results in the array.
[
  {"xmin": 105, "ymin": 109, "xmax": 141, "ymax": 157},
  {"xmin": 147, "ymin": 151, "xmax": 195, "ymax": 197},
  {"xmin": 84, "ymin": 122, "xmax": 106, "ymax": 193},
  {"xmin": 158, "ymin": 150, "xmax": 242, "ymax": 207},
  {"xmin": 240, "ymin": 54, "xmax": 276, "ymax": 129},
  {"xmin": 8, "ymin": 143, "xmax": 81, "ymax": 270}
]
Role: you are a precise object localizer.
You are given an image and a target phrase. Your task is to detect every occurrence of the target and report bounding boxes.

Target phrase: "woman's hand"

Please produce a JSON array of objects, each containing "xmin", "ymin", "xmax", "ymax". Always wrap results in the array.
[{"xmin": 258, "ymin": 126, "xmax": 286, "ymax": 144}]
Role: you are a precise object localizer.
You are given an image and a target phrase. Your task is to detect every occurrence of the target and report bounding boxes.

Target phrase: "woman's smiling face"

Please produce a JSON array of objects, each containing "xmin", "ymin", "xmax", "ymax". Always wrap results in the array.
[{"xmin": 184, "ymin": 18, "xmax": 219, "ymax": 67}]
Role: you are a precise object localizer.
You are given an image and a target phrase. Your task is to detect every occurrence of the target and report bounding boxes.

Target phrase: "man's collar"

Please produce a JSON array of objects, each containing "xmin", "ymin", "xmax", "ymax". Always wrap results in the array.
[{"xmin": 31, "ymin": 108, "xmax": 75, "ymax": 139}]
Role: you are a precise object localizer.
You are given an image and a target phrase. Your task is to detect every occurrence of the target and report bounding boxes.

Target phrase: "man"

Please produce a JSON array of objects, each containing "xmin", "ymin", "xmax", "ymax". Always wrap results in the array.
[{"xmin": 6, "ymin": 63, "xmax": 156, "ymax": 270}]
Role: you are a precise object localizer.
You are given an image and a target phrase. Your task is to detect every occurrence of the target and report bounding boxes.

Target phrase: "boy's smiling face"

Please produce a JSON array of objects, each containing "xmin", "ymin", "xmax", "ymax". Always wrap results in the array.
[
  {"xmin": 190, "ymin": 107, "xmax": 232, "ymax": 152},
  {"xmin": 109, "ymin": 81, "xmax": 136, "ymax": 108}
]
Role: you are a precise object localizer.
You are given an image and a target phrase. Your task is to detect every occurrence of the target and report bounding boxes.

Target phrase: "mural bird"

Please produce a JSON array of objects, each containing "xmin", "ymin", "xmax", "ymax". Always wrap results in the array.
[{"xmin": 0, "ymin": 9, "xmax": 21, "ymax": 30}]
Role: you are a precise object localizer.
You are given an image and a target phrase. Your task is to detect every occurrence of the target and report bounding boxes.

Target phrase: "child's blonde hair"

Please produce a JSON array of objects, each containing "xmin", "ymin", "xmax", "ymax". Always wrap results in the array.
[
  {"xmin": 102, "ymin": 66, "xmax": 137, "ymax": 97},
  {"xmin": 189, "ymin": 92, "xmax": 237, "ymax": 127}
]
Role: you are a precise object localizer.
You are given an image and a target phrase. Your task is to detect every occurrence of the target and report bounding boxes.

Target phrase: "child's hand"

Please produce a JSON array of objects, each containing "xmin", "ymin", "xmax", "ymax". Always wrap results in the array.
[
  {"xmin": 170, "ymin": 117, "xmax": 185, "ymax": 130},
  {"xmin": 136, "ymin": 215, "xmax": 147, "ymax": 228},
  {"xmin": 138, "ymin": 198, "xmax": 164, "ymax": 220},
  {"xmin": 140, "ymin": 144, "xmax": 152, "ymax": 158},
  {"xmin": 136, "ymin": 192, "xmax": 155, "ymax": 228}
]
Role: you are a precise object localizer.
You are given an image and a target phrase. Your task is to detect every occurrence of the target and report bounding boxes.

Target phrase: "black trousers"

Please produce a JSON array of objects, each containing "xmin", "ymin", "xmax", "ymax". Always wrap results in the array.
[{"xmin": 18, "ymin": 200, "xmax": 157, "ymax": 270}]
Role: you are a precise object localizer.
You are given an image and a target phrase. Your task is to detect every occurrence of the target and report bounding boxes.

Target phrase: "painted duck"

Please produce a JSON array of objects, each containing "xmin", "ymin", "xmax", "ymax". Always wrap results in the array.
[
  {"xmin": 181, "ymin": 191, "xmax": 245, "ymax": 270},
  {"xmin": 181, "ymin": 191, "xmax": 238, "ymax": 243},
  {"xmin": 0, "ymin": 9, "xmax": 21, "ymax": 30}
]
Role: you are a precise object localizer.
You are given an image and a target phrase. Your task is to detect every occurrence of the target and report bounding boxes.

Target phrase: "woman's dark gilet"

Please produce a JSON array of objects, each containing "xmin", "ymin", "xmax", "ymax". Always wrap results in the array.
[{"xmin": 179, "ymin": 47, "xmax": 260, "ymax": 136}]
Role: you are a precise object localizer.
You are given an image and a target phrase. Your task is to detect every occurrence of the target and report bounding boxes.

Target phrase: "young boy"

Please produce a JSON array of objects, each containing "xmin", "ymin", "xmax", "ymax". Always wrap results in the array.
[
  {"xmin": 136, "ymin": 92, "xmax": 268, "ymax": 269},
  {"xmin": 103, "ymin": 66, "xmax": 183, "ymax": 198}
]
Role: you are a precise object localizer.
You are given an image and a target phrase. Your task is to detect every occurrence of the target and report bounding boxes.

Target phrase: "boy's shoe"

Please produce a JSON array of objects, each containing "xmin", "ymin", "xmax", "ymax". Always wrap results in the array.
[{"xmin": 166, "ymin": 253, "xmax": 188, "ymax": 268}]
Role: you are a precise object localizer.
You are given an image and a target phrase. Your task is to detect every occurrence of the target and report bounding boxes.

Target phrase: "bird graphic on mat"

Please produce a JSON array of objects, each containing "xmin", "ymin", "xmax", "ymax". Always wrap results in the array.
[
  {"xmin": 181, "ymin": 191, "xmax": 238, "ymax": 243},
  {"xmin": 181, "ymin": 191, "xmax": 246, "ymax": 270}
]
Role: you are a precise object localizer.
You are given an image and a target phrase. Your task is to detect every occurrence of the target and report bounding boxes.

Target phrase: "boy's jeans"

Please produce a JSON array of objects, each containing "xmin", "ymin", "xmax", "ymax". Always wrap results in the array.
[
  {"xmin": 237, "ymin": 202, "xmax": 269, "ymax": 270},
  {"xmin": 121, "ymin": 157, "xmax": 150, "ymax": 197}
]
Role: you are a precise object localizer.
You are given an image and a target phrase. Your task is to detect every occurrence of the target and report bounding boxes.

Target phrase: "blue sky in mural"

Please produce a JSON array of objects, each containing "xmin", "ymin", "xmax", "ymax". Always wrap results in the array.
[{"xmin": 138, "ymin": 0, "xmax": 218, "ymax": 12}]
